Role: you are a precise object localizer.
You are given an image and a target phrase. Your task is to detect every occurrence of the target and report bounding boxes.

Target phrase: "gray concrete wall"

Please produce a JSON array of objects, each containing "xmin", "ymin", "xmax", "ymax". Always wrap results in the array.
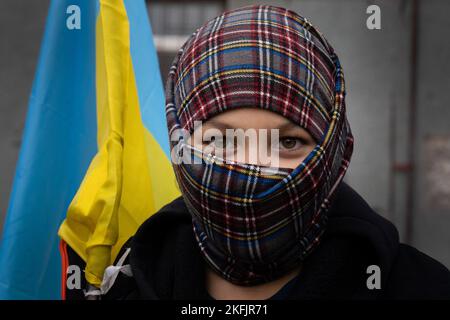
[{"xmin": 414, "ymin": 0, "xmax": 450, "ymax": 267}]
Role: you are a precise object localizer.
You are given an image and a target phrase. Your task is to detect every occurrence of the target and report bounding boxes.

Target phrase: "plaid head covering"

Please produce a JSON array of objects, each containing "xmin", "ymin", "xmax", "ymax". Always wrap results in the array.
[{"xmin": 165, "ymin": 5, "xmax": 354, "ymax": 285}]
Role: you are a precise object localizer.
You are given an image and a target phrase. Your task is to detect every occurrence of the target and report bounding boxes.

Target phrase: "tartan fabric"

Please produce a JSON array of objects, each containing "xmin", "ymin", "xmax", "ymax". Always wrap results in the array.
[{"xmin": 165, "ymin": 5, "xmax": 354, "ymax": 285}]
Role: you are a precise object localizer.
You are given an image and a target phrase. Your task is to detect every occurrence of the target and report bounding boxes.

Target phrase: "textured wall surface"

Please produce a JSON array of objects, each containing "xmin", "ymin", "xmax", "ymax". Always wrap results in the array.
[{"xmin": 414, "ymin": 0, "xmax": 450, "ymax": 268}]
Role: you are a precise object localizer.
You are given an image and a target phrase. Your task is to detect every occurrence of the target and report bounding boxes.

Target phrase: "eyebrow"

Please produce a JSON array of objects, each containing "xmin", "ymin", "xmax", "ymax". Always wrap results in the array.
[
  {"xmin": 277, "ymin": 121, "xmax": 301, "ymax": 131},
  {"xmin": 204, "ymin": 118, "xmax": 302, "ymax": 131},
  {"xmin": 202, "ymin": 118, "xmax": 230, "ymax": 130}
]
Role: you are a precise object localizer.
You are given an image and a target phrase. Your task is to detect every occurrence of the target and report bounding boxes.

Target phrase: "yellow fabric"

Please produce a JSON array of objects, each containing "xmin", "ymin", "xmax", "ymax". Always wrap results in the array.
[{"xmin": 58, "ymin": 0, "xmax": 179, "ymax": 286}]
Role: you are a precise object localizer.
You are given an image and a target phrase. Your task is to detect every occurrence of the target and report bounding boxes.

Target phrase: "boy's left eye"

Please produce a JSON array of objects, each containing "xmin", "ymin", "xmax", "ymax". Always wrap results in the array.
[{"xmin": 278, "ymin": 137, "xmax": 304, "ymax": 150}]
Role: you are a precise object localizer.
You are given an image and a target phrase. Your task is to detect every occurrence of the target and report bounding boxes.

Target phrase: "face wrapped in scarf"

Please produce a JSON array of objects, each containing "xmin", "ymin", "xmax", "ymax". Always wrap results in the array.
[{"xmin": 165, "ymin": 5, "xmax": 354, "ymax": 286}]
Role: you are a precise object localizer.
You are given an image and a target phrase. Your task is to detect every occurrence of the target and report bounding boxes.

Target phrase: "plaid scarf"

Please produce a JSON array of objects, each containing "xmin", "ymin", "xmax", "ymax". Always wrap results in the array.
[{"xmin": 165, "ymin": 5, "xmax": 354, "ymax": 285}]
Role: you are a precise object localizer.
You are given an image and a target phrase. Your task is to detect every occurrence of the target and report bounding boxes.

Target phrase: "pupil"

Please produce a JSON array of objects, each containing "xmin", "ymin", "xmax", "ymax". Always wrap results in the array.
[{"xmin": 282, "ymin": 139, "xmax": 296, "ymax": 148}]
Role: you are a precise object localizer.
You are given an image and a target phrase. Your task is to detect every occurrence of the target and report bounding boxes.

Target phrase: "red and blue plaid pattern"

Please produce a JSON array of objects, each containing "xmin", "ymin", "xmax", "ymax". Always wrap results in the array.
[{"xmin": 165, "ymin": 5, "xmax": 354, "ymax": 285}]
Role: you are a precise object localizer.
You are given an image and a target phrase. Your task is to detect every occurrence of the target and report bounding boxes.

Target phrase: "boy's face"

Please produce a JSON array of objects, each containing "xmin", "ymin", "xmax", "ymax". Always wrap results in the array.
[{"xmin": 189, "ymin": 108, "xmax": 316, "ymax": 169}]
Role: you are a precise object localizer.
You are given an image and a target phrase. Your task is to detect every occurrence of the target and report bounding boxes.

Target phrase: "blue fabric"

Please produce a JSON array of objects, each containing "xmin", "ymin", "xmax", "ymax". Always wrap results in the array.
[
  {"xmin": 0, "ymin": 0, "xmax": 164, "ymax": 301},
  {"xmin": 124, "ymin": 0, "xmax": 170, "ymax": 158},
  {"xmin": 0, "ymin": 0, "xmax": 97, "ymax": 299}
]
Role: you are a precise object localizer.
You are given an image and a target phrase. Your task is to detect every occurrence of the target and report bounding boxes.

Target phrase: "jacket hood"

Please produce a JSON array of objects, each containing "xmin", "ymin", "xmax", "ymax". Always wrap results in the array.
[{"xmin": 129, "ymin": 182, "xmax": 400, "ymax": 299}]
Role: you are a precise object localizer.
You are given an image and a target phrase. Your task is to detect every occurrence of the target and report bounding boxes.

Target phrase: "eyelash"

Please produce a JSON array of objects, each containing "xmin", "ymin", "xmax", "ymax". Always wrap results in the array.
[{"xmin": 278, "ymin": 136, "xmax": 307, "ymax": 151}]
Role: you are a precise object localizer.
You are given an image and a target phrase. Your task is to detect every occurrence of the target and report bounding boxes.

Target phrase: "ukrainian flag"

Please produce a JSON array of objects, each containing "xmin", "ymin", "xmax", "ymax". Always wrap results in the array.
[{"xmin": 0, "ymin": 0, "xmax": 179, "ymax": 299}]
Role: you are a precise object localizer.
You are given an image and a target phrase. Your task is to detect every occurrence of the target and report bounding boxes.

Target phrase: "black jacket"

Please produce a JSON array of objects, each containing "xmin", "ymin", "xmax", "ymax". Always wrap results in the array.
[{"xmin": 66, "ymin": 182, "xmax": 450, "ymax": 300}]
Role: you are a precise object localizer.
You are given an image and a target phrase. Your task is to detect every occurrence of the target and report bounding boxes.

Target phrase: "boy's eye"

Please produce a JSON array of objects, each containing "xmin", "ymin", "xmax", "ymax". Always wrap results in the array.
[
  {"xmin": 202, "ymin": 136, "xmax": 236, "ymax": 154},
  {"xmin": 278, "ymin": 137, "xmax": 304, "ymax": 150},
  {"xmin": 205, "ymin": 136, "xmax": 229, "ymax": 149}
]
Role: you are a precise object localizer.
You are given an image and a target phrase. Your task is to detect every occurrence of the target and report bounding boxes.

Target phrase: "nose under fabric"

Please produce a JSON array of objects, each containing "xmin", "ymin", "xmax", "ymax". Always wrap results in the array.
[{"xmin": 164, "ymin": 5, "xmax": 354, "ymax": 285}]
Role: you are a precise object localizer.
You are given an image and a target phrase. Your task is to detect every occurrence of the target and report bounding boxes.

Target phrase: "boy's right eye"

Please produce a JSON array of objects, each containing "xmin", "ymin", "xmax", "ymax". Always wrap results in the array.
[
  {"xmin": 202, "ymin": 136, "xmax": 239, "ymax": 158},
  {"xmin": 204, "ymin": 136, "xmax": 231, "ymax": 149}
]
